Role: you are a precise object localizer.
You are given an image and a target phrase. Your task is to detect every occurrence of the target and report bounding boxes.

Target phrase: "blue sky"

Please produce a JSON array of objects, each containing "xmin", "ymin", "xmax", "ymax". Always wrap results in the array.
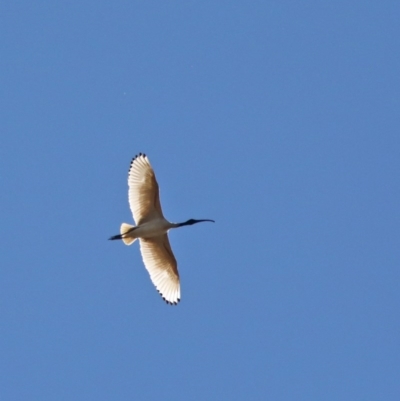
[{"xmin": 1, "ymin": 2, "xmax": 399, "ymax": 400}]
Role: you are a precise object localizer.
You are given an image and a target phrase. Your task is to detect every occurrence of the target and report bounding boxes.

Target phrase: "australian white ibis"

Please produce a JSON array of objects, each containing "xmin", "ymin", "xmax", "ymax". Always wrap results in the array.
[{"xmin": 109, "ymin": 153, "xmax": 214, "ymax": 305}]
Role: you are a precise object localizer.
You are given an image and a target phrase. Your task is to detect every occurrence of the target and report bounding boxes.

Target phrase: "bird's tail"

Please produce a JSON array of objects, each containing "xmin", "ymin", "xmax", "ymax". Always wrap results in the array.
[{"xmin": 109, "ymin": 223, "xmax": 137, "ymax": 245}]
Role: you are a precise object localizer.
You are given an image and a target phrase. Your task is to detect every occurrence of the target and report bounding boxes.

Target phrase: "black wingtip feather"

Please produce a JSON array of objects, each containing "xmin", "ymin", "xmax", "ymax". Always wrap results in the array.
[
  {"xmin": 130, "ymin": 153, "xmax": 146, "ymax": 168},
  {"xmin": 157, "ymin": 289, "xmax": 180, "ymax": 305}
]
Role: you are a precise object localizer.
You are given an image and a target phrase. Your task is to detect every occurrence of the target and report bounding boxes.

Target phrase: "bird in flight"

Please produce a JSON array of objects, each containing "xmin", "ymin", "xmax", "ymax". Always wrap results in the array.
[{"xmin": 109, "ymin": 153, "xmax": 214, "ymax": 305}]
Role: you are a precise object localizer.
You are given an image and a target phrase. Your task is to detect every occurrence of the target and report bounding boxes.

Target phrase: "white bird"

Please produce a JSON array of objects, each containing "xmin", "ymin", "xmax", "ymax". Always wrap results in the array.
[{"xmin": 109, "ymin": 153, "xmax": 214, "ymax": 305}]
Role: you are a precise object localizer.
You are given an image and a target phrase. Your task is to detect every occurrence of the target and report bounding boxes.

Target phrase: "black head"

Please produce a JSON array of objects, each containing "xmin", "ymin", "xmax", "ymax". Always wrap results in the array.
[{"xmin": 178, "ymin": 218, "xmax": 215, "ymax": 227}]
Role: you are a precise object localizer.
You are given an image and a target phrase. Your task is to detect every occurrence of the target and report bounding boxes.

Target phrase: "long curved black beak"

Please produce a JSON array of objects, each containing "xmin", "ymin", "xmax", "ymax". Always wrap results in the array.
[{"xmin": 177, "ymin": 219, "xmax": 215, "ymax": 227}]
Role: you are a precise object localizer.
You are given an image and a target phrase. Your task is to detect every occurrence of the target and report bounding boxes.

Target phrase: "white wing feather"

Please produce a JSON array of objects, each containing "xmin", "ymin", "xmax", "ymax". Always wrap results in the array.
[
  {"xmin": 139, "ymin": 235, "xmax": 180, "ymax": 305},
  {"xmin": 128, "ymin": 154, "xmax": 164, "ymax": 225}
]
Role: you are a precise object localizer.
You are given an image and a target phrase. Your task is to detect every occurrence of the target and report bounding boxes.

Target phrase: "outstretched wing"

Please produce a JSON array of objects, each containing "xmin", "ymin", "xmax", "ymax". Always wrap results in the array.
[
  {"xmin": 139, "ymin": 234, "xmax": 180, "ymax": 305},
  {"xmin": 128, "ymin": 153, "xmax": 164, "ymax": 225}
]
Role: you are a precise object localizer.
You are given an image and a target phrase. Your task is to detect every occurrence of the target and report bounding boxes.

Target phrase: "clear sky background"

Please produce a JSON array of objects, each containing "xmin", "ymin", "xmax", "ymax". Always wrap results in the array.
[{"xmin": 1, "ymin": 2, "xmax": 399, "ymax": 400}]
